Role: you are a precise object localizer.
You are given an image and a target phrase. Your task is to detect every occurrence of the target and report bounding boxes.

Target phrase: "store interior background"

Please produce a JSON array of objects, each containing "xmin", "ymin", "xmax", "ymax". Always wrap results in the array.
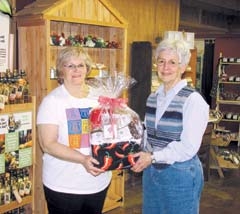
[
  {"xmin": 6, "ymin": 0, "xmax": 240, "ymax": 213},
  {"xmin": 13, "ymin": 0, "xmax": 240, "ymax": 129},
  {"xmin": 12, "ymin": 0, "xmax": 240, "ymax": 109}
]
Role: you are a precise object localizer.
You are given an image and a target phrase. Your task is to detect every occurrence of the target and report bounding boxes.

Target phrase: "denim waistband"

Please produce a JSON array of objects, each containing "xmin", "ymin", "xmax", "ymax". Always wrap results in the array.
[
  {"xmin": 152, "ymin": 163, "xmax": 170, "ymax": 169},
  {"xmin": 152, "ymin": 155, "xmax": 198, "ymax": 170}
]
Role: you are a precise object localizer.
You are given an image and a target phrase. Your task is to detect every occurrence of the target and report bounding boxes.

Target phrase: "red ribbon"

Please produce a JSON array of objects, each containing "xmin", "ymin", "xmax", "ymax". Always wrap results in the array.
[{"xmin": 98, "ymin": 96, "xmax": 128, "ymax": 108}]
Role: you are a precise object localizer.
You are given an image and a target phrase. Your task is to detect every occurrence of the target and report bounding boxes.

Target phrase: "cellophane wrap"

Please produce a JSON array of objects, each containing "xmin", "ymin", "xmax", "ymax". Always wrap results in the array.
[{"xmin": 87, "ymin": 73, "xmax": 143, "ymax": 170}]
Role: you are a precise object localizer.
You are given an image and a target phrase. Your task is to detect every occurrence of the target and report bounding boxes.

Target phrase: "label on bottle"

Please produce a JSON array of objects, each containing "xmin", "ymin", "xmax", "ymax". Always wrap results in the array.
[
  {"xmin": 13, "ymin": 186, "xmax": 23, "ymax": 203},
  {"xmin": 4, "ymin": 191, "xmax": 11, "ymax": 204},
  {"xmin": 24, "ymin": 180, "xmax": 32, "ymax": 195}
]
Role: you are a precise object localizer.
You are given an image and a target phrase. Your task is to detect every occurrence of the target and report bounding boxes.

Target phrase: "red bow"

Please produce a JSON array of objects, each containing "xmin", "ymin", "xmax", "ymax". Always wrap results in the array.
[{"xmin": 98, "ymin": 96, "xmax": 127, "ymax": 108}]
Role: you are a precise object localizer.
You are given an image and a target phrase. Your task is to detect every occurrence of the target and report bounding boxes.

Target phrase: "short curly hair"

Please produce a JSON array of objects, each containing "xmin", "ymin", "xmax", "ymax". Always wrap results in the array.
[
  {"xmin": 56, "ymin": 47, "xmax": 93, "ymax": 77},
  {"xmin": 155, "ymin": 39, "xmax": 191, "ymax": 66}
]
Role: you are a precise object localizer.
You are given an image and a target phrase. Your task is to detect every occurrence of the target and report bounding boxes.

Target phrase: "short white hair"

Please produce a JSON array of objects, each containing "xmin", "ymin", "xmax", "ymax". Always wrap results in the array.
[{"xmin": 155, "ymin": 39, "xmax": 191, "ymax": 65}]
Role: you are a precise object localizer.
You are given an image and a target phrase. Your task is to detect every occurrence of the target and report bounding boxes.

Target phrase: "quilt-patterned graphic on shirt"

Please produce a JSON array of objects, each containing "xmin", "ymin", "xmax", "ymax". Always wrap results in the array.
[{"xmin": 66, "ymin": 108, "xmax": 90, "ymax": 149}]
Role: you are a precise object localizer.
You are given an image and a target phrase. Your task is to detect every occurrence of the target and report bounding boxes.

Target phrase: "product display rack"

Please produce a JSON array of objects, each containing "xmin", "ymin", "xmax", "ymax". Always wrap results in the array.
[
  {"xmin": 210, "ymin": 54, "xmax": 240, "ymax": 176},
  {"xmin": 0, "ymin": 97, "xmax": 36, "ymax": 213},
  {"xmin": 215, "ymin": 54, "xmax": 240, "ymax": 146}
]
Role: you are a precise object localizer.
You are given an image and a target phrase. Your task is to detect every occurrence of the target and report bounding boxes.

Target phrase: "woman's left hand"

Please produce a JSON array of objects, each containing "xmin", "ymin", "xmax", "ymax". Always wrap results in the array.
[{"xmin": 130, "ymin": 151, "xmax": 152, "ymax": 173}]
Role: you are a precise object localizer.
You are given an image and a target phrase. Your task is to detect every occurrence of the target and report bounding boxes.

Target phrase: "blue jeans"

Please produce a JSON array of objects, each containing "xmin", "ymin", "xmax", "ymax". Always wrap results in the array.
[{"xmin": 143, "ymin": 155, "xmax": 204, "ymax": 214}]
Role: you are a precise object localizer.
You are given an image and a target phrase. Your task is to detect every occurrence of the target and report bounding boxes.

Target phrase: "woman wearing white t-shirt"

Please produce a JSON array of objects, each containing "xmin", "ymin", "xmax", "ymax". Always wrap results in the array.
[{"xmin": 37, "ymin": 47, "xmax": 111, "ymax": 214}]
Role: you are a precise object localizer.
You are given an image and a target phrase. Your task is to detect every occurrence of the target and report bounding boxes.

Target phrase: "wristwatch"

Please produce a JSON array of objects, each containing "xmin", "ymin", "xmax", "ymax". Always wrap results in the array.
[{"xmin": 151, "ymin": 152, "xmax": 156, "ymax": 164}]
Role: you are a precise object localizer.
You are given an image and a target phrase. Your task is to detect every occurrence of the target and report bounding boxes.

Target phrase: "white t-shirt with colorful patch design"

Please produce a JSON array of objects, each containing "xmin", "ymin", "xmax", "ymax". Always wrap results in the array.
[{"xmin": 37, "ymin": 84, "xmax": 111, "ymax": 194}]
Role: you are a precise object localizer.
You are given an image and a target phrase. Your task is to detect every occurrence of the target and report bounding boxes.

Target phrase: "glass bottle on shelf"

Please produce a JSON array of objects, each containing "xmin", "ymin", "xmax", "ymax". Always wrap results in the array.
[
  {"xmin": 4, "ymin": 179, "xmax": 11, "ymax": 204},
  {"xmin": 0, "ymin": 180, "xmax": 5, "ymax": 205}
]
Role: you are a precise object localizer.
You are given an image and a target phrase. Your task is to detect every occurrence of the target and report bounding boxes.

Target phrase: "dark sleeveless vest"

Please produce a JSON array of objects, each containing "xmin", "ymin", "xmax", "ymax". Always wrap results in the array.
[{"xmin": 145, "ymin": 86, "xmax": 195, "ymax": 151}]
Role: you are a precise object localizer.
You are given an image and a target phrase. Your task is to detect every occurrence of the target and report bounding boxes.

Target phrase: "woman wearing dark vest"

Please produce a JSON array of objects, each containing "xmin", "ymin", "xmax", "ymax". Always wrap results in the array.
[{"xmin": 131, "ymin": 38, "xmax": 209, "ymax": 214}]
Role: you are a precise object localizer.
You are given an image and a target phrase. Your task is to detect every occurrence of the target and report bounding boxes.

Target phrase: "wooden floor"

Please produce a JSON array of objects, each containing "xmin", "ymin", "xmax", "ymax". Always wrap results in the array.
[{"xmin": 104, "ymin": 168, "xmax": 240, "ymax": 214}]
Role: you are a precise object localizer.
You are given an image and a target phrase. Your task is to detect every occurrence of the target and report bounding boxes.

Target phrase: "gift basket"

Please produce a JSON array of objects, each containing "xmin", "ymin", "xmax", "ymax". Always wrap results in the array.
[{"xmin": 87, "ymin": 73, "xmax": 143, "ymax": 170}]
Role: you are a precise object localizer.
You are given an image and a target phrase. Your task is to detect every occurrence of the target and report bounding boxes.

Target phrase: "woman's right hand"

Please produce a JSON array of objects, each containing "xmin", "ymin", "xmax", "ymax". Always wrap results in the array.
[
  {"xmin": 130, "ymin": 151, "xmax": 152, "ymax": 173},
  {"xmin": 82, "ymin": 155, "xmax": 105, "ymax": 176}
]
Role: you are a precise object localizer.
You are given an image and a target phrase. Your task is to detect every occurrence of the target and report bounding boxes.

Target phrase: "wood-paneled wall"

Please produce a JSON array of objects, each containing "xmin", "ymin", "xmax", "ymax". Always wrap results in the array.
[{"xmin": 108, "ymin": 0, "xmax": 180, "ymax": 73}]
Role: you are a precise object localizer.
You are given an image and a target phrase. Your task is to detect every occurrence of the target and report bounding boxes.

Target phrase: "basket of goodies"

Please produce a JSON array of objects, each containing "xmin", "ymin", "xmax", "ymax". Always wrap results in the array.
[{"xmin": 87, "ymin": 73, "xmax": 143, "ymax": 170}]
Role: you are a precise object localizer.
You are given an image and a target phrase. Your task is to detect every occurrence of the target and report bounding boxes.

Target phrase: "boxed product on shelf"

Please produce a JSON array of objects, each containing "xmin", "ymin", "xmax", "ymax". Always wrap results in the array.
[
  {"xmin": 217, "ymin": 149, "xmax": 240, "ymax": 168},
  {"xmin": 211, "ymin": 128, "xmax": 232, "ymax": 147}
]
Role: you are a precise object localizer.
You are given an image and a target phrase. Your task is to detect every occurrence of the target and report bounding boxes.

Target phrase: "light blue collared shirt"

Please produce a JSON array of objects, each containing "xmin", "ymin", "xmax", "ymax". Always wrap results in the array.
[{"xmin": 145, "ymin": 79, "xmax": 209, "ymax": 164}]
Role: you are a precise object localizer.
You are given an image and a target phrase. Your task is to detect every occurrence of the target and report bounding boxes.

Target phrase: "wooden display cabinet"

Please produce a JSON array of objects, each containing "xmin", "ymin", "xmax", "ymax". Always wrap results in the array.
[
  {"xmin": 16, "ymin": 0, "xmax": 128, "ymax": 213},
  {"xmin": 16, "ymin": 0, "xmax": 128, "ymax": 107},
  {"xmin": 182, "ymin": 48, "xmax": 197, "ymax": 87},
  {"xmin": 103, "ymin": 170, "xmax": 124, "ymax": 213},
  {"xmin": 0, "ymin": 97, "xmax": 36, "ymax": 213}
]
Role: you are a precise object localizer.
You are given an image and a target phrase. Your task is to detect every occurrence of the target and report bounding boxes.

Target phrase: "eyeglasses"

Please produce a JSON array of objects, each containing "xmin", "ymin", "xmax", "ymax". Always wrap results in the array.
[
  {"xmin": 156, "ymin": 59, "xmax": 180, "ymax": 67},
  {"xmin": 64, "ymin": 64, "xmax": 85, "ymax": 70}
]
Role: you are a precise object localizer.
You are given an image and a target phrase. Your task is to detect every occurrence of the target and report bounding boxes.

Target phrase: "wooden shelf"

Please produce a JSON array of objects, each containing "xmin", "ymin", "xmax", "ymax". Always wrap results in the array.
[
  {"xmin": 220, "ymin": 61, "xmax": 240, "ymax": 65},
  {"xmin": 216, "ymin": 155, "xmax": 239, "ymax": 169},
  {"xmin": 216, "ymin": 100, "xmax": 240, "ymax": 105},
  {"xmin": 50, "ymin": 45, "xmax": 123, "ymax": 50},
  {"xmin": 221, "ymin": 119, "xmax": 240, "ymax": 122},
  {"xmin": 219, "ymin": 81, "xmax": 240, "ymax": 85},
  {"xmin": 0, "ymin": 196, "xmax": 32, "ymax": 213}
]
